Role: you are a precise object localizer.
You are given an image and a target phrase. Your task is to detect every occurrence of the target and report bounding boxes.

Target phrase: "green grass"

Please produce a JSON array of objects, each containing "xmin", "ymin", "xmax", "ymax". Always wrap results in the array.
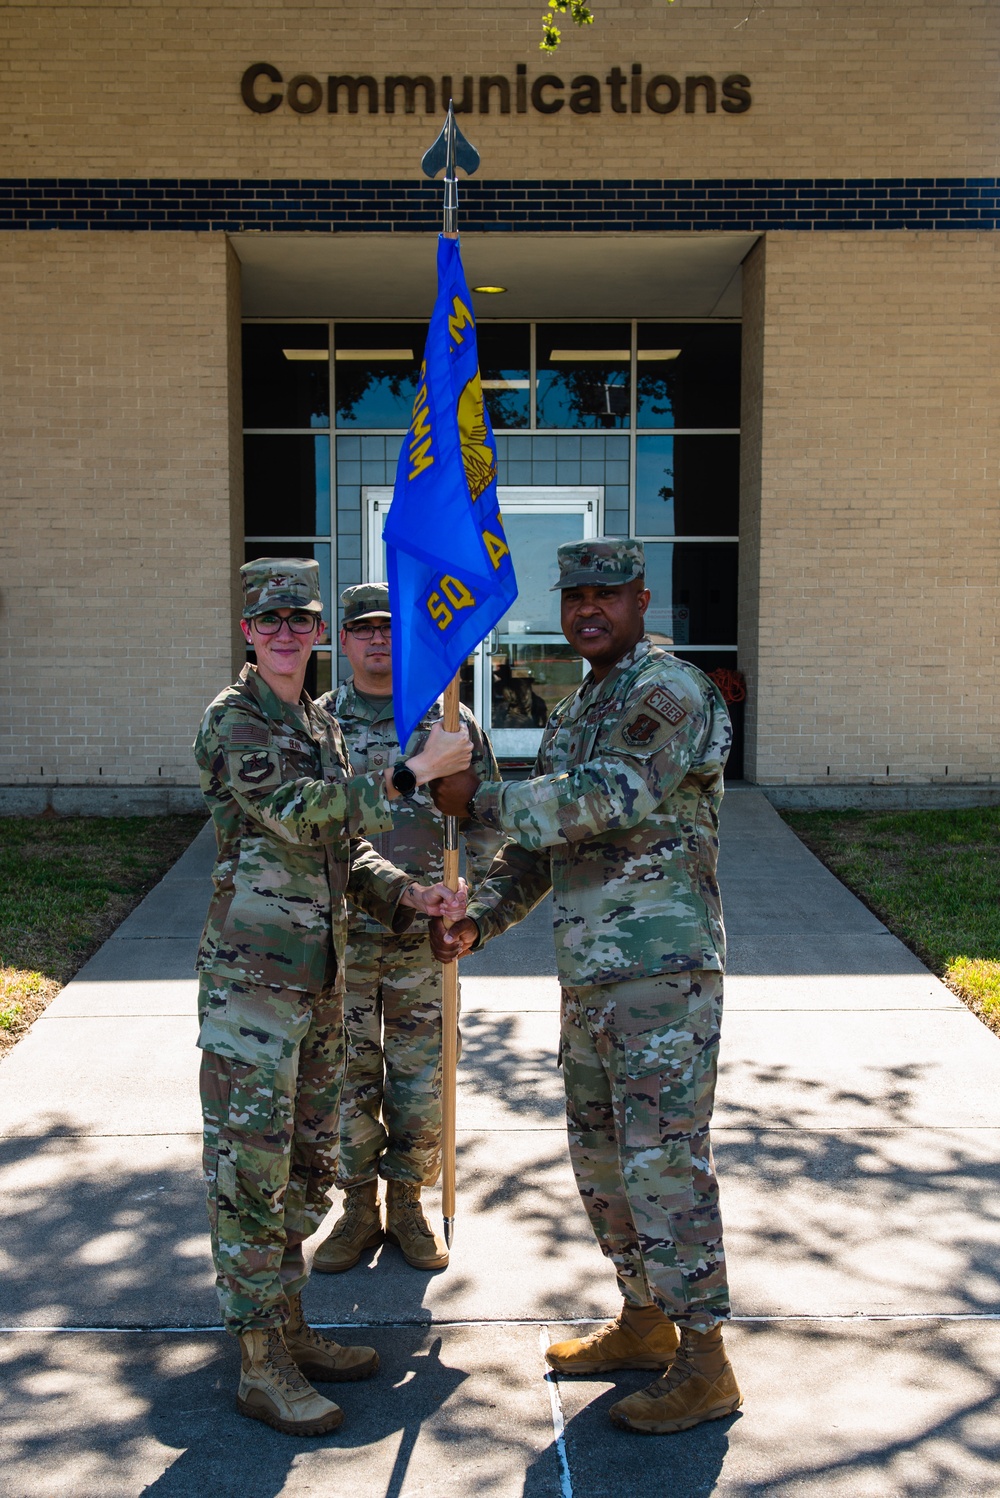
[
  {"xmin": 783, "ymin": 807, "xmax": 1000, "ymax": 1026},
  {"xmin": 0, "ymin": 815, "xmax": 206, "ymax": 1055}
]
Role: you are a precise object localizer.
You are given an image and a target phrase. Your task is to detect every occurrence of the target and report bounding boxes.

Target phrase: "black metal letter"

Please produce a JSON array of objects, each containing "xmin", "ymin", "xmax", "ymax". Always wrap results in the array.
[
  {"xmin": 531, "ymin": 74, "xmax": 565, "ymax": 113},
  {"xmin": 241, "ymin": 62, "xmax": 283, "ymax": 114},
  {"xmin": 721, "ymin": 73, "xmax": 752, "ymax": 113},
  {"xmin": 645, "ymin": 75, "xmax": 680, "ymax": 114}
]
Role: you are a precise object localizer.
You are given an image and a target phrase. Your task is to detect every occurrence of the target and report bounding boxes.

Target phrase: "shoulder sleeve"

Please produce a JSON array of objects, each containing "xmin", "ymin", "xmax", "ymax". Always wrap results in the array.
[
  {"xmin": 472, "ymin": 667, "xmax": 729, "ymax": 851},
  {"xmin": 196, "ymin": 699, "xmax": 394, "ymax": 847}
]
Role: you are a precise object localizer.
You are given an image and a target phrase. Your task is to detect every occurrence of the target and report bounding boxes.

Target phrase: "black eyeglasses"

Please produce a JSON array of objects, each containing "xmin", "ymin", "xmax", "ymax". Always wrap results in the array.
[
  {"xmin": 344, "ymin": 622, "xmax": 391, "ymax": 640},
  {"xmin": 252, "ymin": 611, "xmax": 320, "ymax": 636}
]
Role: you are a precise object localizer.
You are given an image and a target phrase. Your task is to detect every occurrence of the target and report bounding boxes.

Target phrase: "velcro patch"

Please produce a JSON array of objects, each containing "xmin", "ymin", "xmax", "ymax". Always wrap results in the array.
[
  {"xmin": 644, "ymin": 686, "xmax": 688, "ymax": 726},
  {"xmin": 230, "ymin": 748, "xmax": 281, "ymax": 789},
  {"xmin": 620, "ymin": 712, "xmax": 662, "ymax": 748},
  {"xmin": 229, "ymin": 723, "xmax": 270, "ymax": 747}
]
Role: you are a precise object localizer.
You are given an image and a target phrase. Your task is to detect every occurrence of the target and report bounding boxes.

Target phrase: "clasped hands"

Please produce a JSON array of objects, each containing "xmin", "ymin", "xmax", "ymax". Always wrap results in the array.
[{"xmin": 422, "ymin": 766, "xmax": 484, "ymax": 964}]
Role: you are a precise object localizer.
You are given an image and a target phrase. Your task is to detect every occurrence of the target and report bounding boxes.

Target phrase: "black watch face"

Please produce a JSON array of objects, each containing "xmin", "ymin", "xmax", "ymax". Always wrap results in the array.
[{"xmin": 392, "ymin": 765, "xmax": 417, "ymax": 796}]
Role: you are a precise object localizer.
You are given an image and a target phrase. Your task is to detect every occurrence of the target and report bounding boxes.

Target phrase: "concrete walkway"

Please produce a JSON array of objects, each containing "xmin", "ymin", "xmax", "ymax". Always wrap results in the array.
[{"xmin": 2, "ymin": 788, "xmax": 999, "ymax": 1496}]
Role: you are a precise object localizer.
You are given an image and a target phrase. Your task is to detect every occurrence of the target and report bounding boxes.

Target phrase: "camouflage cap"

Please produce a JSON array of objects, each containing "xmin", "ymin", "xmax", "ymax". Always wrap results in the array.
[
  {"xmin": 341, "ymin": 582, "xmax": 391, "ymax": 624},
  {"xmin": 551, "ymin": 537, "xmax": 646, "ymax": 590},
  {"xmin": 240, "ymin": 557, "xmax": 324, "ymax": 620}
]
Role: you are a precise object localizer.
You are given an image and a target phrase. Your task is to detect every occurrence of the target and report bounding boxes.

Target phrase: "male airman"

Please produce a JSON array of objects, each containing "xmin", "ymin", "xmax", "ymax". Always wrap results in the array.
[
  {"xmin": 312, "ymin": 583, "xmax": 500, "ymax": 1274},
  {"xmin": 429, "ymin": 537, "xmax": 742, "ymax": 1436},
  {"xmin": 194, "ymin": 557, "xmax": 470, "ymax": 1436}
]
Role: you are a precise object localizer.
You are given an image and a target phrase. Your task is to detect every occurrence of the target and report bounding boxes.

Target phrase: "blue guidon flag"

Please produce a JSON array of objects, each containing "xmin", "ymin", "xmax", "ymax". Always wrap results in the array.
[{"xmin": 384, "ymin": 234, "xmax": 518, "ymax": 748}]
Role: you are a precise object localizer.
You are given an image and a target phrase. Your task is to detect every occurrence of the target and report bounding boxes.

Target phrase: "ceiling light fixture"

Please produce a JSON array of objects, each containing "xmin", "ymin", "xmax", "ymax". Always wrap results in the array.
[
  {"xmin": 481, "ymin": 378, "xmax": 530, "ymax": 389},
  {"xmin": 549, "ymin": 349, "xmax": 630, "ymax": 362},
  {"xmin": 334, "ymin": 349, "xmax": 414, "ymax": 361},
  {"xmin": 472, "ymin": 285, "xmax": 507, "ymax": 294},
  {"xmin": 282, "ymin": 349, "xmax": 329, "ymax": 361},
  {"xmin": 638, "ymin": 349, "xmax": 682, "ymax": 361}
]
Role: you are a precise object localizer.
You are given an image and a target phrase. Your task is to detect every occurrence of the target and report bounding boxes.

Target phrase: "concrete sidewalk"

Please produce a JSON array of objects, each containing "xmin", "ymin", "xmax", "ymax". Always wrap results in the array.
[{"xmin": 2, "ymin": 788, "xmax": 999, "ymax": 1496}]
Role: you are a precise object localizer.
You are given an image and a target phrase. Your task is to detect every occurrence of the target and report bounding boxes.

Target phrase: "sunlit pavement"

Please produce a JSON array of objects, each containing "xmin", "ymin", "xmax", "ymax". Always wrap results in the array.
[{"xmin": 2, "ymin": 789, "xmax": 999, "ymax": 1496}]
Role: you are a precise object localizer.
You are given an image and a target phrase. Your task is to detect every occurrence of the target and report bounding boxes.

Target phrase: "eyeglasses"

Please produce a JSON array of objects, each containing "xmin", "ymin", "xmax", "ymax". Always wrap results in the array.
[
  {"xmin": 252, "ymin": 611, "xmax": 320, "ymax": 636},
  {"xmin": 344, "ymin": 622, "xmax": 391, "ymax": 640}
]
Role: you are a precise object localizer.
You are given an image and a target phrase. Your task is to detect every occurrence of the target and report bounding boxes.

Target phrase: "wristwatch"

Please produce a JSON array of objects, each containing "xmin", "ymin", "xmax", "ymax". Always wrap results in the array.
[{"xmin": 391, "ymin": 762, "xmax": 417, "ymax": 798}]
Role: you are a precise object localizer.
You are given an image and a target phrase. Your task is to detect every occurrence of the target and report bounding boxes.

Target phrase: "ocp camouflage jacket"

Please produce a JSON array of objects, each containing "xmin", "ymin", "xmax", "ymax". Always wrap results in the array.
[
  {"xmin": 317, "ymin": 679, "xmax": 503, "ymax": 935},
  {"xmin": 466, "ymin": 637, "xmax": 731, "ymax": 987},
  {"xmin": 194, "ymin": 664, "xmax": 414, "ymax": 994}
]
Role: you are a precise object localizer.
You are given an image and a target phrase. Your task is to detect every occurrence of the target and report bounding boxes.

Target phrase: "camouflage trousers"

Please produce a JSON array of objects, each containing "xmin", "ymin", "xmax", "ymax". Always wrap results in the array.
[
  {"xmin": 197, "ymin": 973, "xmax": 344, "ymax": 1335},
  {"xmin": 337, "ymin": 929, "xmax": 455, "ymax": 1189},
  {"xmin": 561, "ymin": 968, "xmax": 730, "ymax": 1332}
]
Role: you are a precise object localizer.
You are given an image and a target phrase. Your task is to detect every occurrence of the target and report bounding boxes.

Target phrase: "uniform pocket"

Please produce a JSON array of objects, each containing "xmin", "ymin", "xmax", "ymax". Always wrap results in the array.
[{"xmin": 622, "ymin": 997, "xmax": 715, "ymax": 1149}]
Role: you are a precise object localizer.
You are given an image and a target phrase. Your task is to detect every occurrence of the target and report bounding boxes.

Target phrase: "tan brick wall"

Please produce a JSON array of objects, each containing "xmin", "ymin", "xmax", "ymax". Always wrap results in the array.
[
  {"xmin": 0, "ymin": 0, "xmax": 996, "ymax": 180},
  {"xmin": 744, "ymin": 231, "xmax": 1000, "ymax": 785},
  {"xmin": 0, "ymin": 233, "xmax": 243, "ymax": 788}
]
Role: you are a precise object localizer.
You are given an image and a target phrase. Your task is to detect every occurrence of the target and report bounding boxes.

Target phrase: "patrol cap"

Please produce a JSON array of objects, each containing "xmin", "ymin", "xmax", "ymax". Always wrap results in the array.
[
  {"xmin": 341, "ymin": 582, "xmax": 391, "ymax": 625},
  {"xmin": 240, "ymin": 557, "xmax": 324, "ymax": 620},
  {"xmin": 551, "ymin": 537, "xmax": 646, "ymax": 590}
]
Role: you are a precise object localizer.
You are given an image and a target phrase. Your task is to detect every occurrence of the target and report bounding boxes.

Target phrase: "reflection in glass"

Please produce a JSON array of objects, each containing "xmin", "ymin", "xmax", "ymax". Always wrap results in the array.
[
  {"xmin": 243, "ymin": 324, "xmax": 329, "ymax": 430},
  {"xmin": 496, "ymin": 512, "xmax": 586, "ymax": 633},
  {"xmin": 637, "ymin": 323, "xmax": 741, "ymax": 429},
  {"xmin": 491, "ymin": 644, "xmax": 585, "ymax": 728},
  {"xmin": 244, "ymin": 436, "xmax": 331, "ymax": 537},
  {"xmin": 536, "ymin": 324, "xmax": 631, "ymax": 429},
  {"xmin": 635, "ymin": 436, "xmax": 739, "ymax": 536},
  {"xmin": 334, "ymin": 323, "xmax": 428, "ymax": 428},
  {"xmin": 243, "ymin": 542, "xmax": 333, "ymax": 643},
  {"xmin": 642, "ymin": 543, "xmax": 738, "ymax": 645},
  {"xmin": 477, "ymin": 324, "xmax": 530, "ymax": 429}
]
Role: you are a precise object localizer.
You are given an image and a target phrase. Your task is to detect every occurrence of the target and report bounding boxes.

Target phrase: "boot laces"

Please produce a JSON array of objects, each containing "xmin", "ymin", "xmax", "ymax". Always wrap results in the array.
[{"xmin": 263, "ymin": 1328, "xmax": 314, "ymax": 1393}]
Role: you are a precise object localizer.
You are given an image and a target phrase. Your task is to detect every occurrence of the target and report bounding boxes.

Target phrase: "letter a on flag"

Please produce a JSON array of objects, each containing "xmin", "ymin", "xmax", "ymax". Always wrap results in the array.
[{"xmin": 383, "ymin": 234, "xmax": 518, "ymax": 748}]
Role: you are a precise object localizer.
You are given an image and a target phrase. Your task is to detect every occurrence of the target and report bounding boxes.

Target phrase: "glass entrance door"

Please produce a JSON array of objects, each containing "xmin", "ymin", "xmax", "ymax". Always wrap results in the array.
[{"xmin": 365, "ymin": 486, "xmax": 599, "ymax": 760}]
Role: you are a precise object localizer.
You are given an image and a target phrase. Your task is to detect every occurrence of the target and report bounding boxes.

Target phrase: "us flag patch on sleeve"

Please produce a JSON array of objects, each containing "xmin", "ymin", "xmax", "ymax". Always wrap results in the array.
[{"xmin": 229, "ymin": 723, "xmax": 270, "ymax": 747}]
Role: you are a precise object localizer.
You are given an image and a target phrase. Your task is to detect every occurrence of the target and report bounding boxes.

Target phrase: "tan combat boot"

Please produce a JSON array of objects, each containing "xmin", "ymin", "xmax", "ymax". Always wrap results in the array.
[
  {"xmin": 312, "ymin": 1180, "xmax": 383, "ymax": 1274},
  {"xmin": 236, "ymin": 1325, "xmax": 344, "ymax": 1435},
  {"xmin": 609, "ymin": 1324, "xmax": 742, "ymax": 1434},
  {"xmin": 385, "ymin": 1180, "xmax": 449, "ymax": 1270},
  {"xmin": 284, "ymin": 1291, "xmax": 380, "ymax": 1383},
  {"xmin": 545, "ymin": 1302, "xmax": 680, "ymax": 1375}
]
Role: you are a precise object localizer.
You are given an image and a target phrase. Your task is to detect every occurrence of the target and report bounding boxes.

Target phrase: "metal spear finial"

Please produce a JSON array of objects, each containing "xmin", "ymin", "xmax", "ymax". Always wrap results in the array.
[{"xmin": 421, "ymin": 101, "xmax": 481, "ymax": 236}]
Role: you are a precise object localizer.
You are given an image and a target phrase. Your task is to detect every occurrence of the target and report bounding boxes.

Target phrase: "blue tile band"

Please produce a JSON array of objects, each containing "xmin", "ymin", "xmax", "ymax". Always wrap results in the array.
[{"xmin": 1, "ymin": 177, "xmax": 997, "ymax": 231}]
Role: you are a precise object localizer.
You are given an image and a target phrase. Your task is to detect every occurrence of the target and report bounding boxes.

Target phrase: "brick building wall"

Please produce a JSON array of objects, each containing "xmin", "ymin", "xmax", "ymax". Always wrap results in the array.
[
  {"xmin": 0, "ymin": 0, "xmax": 997, "ymax": 798},
  {"xmin": 1, "ymin": 0, "xmax": 997, "ymax": 181},
  {"xmin": 745, "ymin": 231, "xmax": 1000, "ymax": 786},
  {"xmin": 0, "ymin": 233, "xmax": 242, "ymax": 796}
]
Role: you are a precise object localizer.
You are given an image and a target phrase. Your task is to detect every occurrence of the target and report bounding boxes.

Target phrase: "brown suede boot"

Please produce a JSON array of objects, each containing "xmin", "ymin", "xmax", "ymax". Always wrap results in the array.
[
  {"xmin": 385, "ymin": 1180, "xmax": 449, "ymax": 1270},
  {"xmin": 609, "ymin": 1324, "xmax": 742, "ymax": 1433},
  {"xmin": 283, "ymin": 1291, "xmax": 380, "ymax": 1383},
  {"xmin": 312, "ymin": 1181, "xmax": 383, "ymax": 1274},
  {"xmin": 236, "ymin": 1326, "xmax": 344, "ymax": 1435},
  {"xmin": 545, "ymin": 1303, "xmax": 680, "ymax": 1375}
]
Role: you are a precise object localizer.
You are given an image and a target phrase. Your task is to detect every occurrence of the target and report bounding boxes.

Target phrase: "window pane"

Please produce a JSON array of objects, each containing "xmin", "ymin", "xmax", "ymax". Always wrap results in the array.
[
  {"xmin": 334, "ymin": 323, "xmax": 427, "ymax": 428},
  {"xmin": 643, "ymin": 542, "xmax": 738, "ymax": 645},
  {"xmin": 243, "ymin": 542, "xmax": 332, "ymax": 643},
  {"xmin": 536, "ymin": 324, "xmax": 631, "ymax": 429},
  {"xmin": 636, "ymin": 435, "xmax": 739, "ymax": 536},
  {"xmin": 243, "ymin": 324, "xmax": 329, "ymax": 429},
  {"xmin": 244, "ymin": 435, "xmax": 331, "ymax": 536},
  {"xmin": 478, "ymin": 324, "xmax": 530, "ymax": 429},
  {"xmin": 637, "ymin": 323, "xmax": 740, "ymax": 429}
]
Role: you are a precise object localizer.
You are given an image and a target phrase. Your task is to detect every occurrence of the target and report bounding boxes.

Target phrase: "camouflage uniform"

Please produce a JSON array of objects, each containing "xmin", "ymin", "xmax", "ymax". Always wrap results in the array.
[
  {"xmin": 466, "ymin": 552, "xmax": 732, "ymax": 1333},
  {"xmin": 195, "ymin": 662, "xmax": 416, "ymax": 1335},
  {"xmin": 316, "ymin": 678, "xmax": 501, "ymax": 1188}
]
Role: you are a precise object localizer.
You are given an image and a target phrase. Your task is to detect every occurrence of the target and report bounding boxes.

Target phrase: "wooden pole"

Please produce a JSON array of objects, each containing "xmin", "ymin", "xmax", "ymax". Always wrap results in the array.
[{"xmin": 440, "ymin": 674, "xmax": 461, "ymax": 1245}]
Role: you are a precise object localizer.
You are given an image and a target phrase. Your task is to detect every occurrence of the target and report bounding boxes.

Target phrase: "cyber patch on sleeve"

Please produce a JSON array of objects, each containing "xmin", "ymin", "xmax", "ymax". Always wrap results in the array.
[{"xmin": 644, "ymin": 686, "xmax": 688, "ymax": 726}]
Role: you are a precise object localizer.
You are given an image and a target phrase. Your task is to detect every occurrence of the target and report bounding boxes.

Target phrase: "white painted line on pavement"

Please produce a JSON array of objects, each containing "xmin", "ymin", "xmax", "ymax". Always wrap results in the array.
[
  {"xmin": 4, "ymin": 1311, "xmax": 1000, "ymax": 1334},
  {"xmin": 539, "ymin": 1326, "xmax": 574, "ymax": 1498}
]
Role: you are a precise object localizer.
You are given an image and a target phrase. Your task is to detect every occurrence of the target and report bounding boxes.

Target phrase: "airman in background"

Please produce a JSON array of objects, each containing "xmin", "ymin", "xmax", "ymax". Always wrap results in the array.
[
  {"xmin": 428, "ymin": 537, "xmax": 742, "ymax": 1436},
  {"xmin": 312, "ymin": 583, "xmax": 501, "ymax": 1275},
  {"xmin": 194, "ymin": 557, "xmax": 471, "ymax": 1436}
]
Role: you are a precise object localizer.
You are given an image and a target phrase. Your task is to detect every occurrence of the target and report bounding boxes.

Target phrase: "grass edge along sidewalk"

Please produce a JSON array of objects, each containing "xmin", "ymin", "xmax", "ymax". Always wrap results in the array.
[
  {"xmin": 783, "ymin": 806, "xmax": 1000, "ymax": 1036},
  {"xmin": 0, "ymin": 814, "xmax": 206, "ymax": 1060}
]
